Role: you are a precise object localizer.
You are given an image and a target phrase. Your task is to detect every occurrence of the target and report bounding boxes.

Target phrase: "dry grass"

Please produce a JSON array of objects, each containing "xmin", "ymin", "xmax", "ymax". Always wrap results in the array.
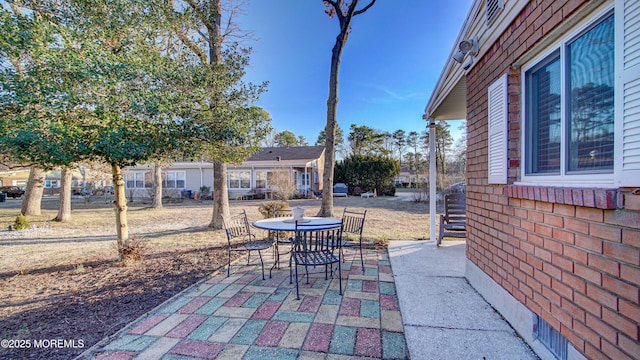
[{"xmin": 0, "ymin": 194, "xmax": 431, "ymax": 275}]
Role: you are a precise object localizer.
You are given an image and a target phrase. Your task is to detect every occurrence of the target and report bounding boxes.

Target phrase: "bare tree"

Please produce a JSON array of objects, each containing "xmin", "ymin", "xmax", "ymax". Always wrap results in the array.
[
  {"xmin": 261, "ymin": 129, "xmax": 278, "ymax": 147},
  {"xmin": 271, "ymin": 170, "xmax": 297, "ymax": 201},
  {"xmin": 318, "ymin": 0, "xmax": 376, "ymax": 217}
]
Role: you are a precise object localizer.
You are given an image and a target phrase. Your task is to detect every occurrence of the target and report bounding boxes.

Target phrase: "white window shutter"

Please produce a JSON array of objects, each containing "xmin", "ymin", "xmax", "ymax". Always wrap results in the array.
[
  {"xmin": 616, "ymin": 0, "xmax": 640, "ymax": 187},
  {"xmin": 488, "ymin": 74, "xmax": 508, "ymax": 184}
]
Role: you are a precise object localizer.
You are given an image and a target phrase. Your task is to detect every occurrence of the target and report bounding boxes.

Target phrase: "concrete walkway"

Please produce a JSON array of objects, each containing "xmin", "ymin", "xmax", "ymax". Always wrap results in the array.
[{"xmin": 389, "ymin": 240, "xmax": 538, "ymax": 360}]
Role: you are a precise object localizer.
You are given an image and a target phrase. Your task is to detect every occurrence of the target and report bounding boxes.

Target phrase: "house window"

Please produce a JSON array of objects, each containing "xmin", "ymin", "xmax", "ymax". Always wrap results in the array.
[
  {"xmin": 163, "ymin": 171, "xmax": 185, "ymax": 189},
  {"xmin": 229, "ymin": 171, "xmax": 250, "ymax": 189},
  {"xmin": 125, "ymin": 172, "xmax": 151, "ymax": 189},
  {"xmin": 44, "ymin": 180, "xmax": 59, "ymax": 188},
  {"xmin": 255, "ymin": 171, "xmax": 267, "ymax": 189},
  {"xmin": 524, "ymin": 12, "xmax": 614, "ymax": 179},
  {"xmin": 300, "ymin": 173, "xmax": 310, "ymax": 187}
]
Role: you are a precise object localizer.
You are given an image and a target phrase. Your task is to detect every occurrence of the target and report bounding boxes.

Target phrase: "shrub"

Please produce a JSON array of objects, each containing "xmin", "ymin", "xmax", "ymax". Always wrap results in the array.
[
  {"xmin": 199, "ymin": 186, "xmax": 211, "ymax": 200},
  {"xmin": 335, "ymin": 154, "xmax": 400, "ymax": 196},
  {"xmin": 258, "ymin": 200, "xmax": 289, "ymax": 219},
  {"xmin": 116, "ymin": 236, "xmax": 147, "ymax": 266},
  {"xmin": 13, "ymin": 214, "xmax": 30, "ymax": 230}
]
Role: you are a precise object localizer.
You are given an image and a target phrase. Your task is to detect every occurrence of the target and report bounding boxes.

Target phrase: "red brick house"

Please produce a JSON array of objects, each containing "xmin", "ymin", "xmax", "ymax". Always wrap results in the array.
[{"xmin": 425, "ymin": 1, "xmax": 639, "ymax": 359}]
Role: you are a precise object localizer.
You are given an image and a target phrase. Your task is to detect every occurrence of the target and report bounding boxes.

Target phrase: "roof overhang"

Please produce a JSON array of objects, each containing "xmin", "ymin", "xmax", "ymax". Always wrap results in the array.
[
  {"xmin": 240, "ymin": 159, "xmax": 319, "ymax": 167},
  {"xmin": 424, "ymin": 0, "xmax": 529, "ymax": 121},
  {"xmin": 428, "ymin": 77, "xmax": 467, "ymax": 121}
]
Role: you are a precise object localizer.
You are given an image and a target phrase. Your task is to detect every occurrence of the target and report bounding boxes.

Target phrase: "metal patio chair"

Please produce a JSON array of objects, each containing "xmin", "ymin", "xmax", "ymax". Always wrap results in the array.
[
  {"xmin": 341, "ymin": 208, "xmax": 367, "ymax": 267},
  {"xmin": 290, "ymin": 221, "xmax": 344, "ymax": 300},
  {"xmin": 269, "ymin": 208, "xmax": 294, "ymax": 277},
  {"xmin": 222, "ymin": 210, "xmax": 273, "ymax": 280}
]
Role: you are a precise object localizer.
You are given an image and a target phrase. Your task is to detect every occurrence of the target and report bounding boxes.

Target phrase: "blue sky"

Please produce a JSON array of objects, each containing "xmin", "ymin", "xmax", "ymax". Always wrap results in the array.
[{"xmin": 238, "ymin": 0, "xmax": 472, "ymax": 144}]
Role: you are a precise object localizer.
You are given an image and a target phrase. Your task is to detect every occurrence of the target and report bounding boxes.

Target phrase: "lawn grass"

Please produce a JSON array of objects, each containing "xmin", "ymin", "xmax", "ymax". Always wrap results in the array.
[{"xmin": 0, "ymin": 195, "xmax": 431, "ymax": 275}]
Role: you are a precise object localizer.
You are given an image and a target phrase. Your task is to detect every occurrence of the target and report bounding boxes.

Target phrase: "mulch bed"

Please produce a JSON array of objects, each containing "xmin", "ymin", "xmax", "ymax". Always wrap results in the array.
[{"xmin": 0, "ymin": 245, "xmax": 237, "ymax": 360}]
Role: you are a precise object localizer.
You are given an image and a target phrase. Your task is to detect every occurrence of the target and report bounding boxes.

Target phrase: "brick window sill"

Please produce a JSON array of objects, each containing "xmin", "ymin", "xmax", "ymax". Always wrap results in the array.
[{"xmin": 503, "ymin": 185, "xmax": 617, "ymax": 209}]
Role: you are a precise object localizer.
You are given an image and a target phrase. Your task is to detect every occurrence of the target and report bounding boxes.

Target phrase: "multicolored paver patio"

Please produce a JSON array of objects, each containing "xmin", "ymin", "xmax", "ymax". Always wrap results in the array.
[{"xmin": 84, "ymin": 248, "xmax": 408, "ymax": 359}]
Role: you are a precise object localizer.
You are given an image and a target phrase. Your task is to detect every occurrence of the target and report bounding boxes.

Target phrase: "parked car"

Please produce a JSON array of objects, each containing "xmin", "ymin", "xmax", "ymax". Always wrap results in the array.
[
  {"xmin": 333, "ymin": 183, "xmax": 348, "ymax": 197},
  {"xmin": 94, "ymin": 186, "xmax": 114, "ymax": 196},
  {"xmin": 448, "ymin": 182, "xmax": 467, "ymax": 193},
  {"xmin": 72, "ymin": 188, "xmax": 91, "ymax": 196},
  {"xmin": 0, "ymin": 186, "xmax": 25, "ymax": 198}
]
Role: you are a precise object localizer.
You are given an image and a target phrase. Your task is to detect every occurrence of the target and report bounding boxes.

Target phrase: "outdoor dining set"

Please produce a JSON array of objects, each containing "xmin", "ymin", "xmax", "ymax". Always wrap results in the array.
[{"xmin": 221, "ymin": 207, "xmax": 366, "ymax": 300}]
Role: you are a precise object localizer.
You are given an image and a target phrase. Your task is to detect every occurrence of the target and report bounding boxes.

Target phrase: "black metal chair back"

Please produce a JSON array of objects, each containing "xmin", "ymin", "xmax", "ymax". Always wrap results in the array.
[
  {"xmin": 222, "ymin": 210, "xmax": 252, "ymax": 241},
  {"xmin": 290, "ymin": 221, "xmax": 344, "ymax": 300},
  {"xmin": 273, "ymin": 208, "xmax": 293, "ymax": 218},
  {"xmin": 341, "ymin": 208, "xmax": 367, "ymax": 267},
  {"xmin": 221, "ymin": 210, "xmax": 272, "ymax": 280},
  {"xmin": 268, "ymin": 208, "xmax": 294, "ymax": 276}
]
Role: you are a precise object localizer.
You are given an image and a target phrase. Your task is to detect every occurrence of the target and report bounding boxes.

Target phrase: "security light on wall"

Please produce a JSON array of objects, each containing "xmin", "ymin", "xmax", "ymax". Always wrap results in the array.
[
  {"xmin": 452, "ymin": 51, "xmax": 466, "ymax": 64},
  {"xmin": 452, "ymin": 38, "xmax": 479, "ymax": 64},
  {"xmin": 462, "ymin": 57, "xmax": 474, "ymax": 71}
]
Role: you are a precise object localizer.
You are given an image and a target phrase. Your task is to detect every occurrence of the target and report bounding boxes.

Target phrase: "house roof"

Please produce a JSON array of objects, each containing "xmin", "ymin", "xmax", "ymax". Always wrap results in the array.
[{"xmin": 246, "ymin": 146, "xmax": 325, "ymax": 162}]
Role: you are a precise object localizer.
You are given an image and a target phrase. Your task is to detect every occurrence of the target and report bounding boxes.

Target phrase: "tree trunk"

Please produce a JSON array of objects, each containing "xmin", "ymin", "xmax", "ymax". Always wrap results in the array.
[
  {"xmin": 208, "ymin": 0, "xmax": 228, "ymax": 228},
  {"xmin": 152, "ymin": 162, "xmax": 163, "ymax": 209},
  {"xmin": 318, "ymin": 33, "xmax": 348, "ymax": 218},
  {"xmin": 210, "ymin": 162, "xmax": 229, "ymax": 229},
  {"xmin": 21, "ymin": 166, "xmax": 45, "ymax": 216},
  {"xmin": 112, "ymin": 164, "xmax": 129, "ymax": 251},
  {"xmin": 54, "ymin": 167, "xmax": 72, "ymax": 222}
]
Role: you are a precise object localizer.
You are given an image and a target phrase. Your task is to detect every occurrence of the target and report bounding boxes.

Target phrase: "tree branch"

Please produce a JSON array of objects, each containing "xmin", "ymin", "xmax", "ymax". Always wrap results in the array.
[
  {"xmin": 324, "ymin": 0, "xmax": 338, "ymax": 8},
  {"xmin": 173, "ymin": 24, "xmax": 208, "ymax": 63},
  {"xmin": 353, "ymin": 0, "xmax": 376, "ymax": 16},
  {"xmin": 183, "ymin": 0, "xmax": 202, "ymax": 14}
]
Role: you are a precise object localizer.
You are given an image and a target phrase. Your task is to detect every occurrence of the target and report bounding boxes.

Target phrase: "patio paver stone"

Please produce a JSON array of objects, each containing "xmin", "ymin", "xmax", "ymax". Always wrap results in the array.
[{"xmin": 84, "ymin": 248, "xmax": 408, "ymax": 359}]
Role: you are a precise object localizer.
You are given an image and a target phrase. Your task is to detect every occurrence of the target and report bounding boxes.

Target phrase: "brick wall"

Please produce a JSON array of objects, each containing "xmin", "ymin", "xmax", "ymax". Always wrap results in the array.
[{"xmin": 465, "ymin": 1, "xmax": 640, "ymax": 359}]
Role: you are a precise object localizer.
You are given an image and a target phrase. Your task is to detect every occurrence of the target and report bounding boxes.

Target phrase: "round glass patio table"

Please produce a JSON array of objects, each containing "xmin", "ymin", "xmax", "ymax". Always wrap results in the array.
[{"xmin": 252, "ymin": 217, "xmax": 342, "ymax": 231}]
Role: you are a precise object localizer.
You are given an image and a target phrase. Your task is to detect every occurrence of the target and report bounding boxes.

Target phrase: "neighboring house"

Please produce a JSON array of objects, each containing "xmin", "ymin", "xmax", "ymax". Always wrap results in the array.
[
  {"xmin": 124, "ymin": 161, "xmax": 211, "ymax": 200},
  {"xmin": 394, "ymin": 166, "xmax": 423, "ymax": 188},
  {"xmin": 425, "ymin": 1, "xmax": 638, "ymax": 360},
  {"xmin": 228, "ymin": 146, "xmax": 325, "ymax": 199},
  {"xmin": 1, "ymin": 166, "xmax": 111, "ymax": 195},
  {"xmin": 44, "ymin": 167, "xmax": 112, "ymax": 195},
  {"xmin": 125, "ymin": 146, "xmax": 325, "ymax": 200},
  {"xmin": 0, "ymin": 167, "xmax": 30, "ymax": 188}
]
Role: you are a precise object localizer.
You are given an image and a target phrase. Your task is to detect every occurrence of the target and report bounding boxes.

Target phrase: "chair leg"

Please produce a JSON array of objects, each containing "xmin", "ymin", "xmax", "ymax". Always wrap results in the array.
[
  {"xmin": 258, "ymin": 250, "xmax": 265, "ymax": 280},
  {"xmin": 437, "ymin": 215, "xmax": 444, "ymax": 246},
  {"xmin": 289, "ymin": 258, "xmax": 293, "ymax": 284},
  {"xmin": 227, "ymin": 249, "xmax": 231, "ymax": 277},
  {"xmin": 269, "ymin": 243, "xmax": 279, "ymax": 279},
  {"xmin": 359, "ymin": 244, "xmax": 364, "ymax": 268},
  {"xmin": 338, "ymin": 258, "xmax": 342, "ymax": 295},
  {"xmin": 305, "ymin": 265, "xmax": 310, "ymax": 284},
  {"xmin": 295, "ymin": 264, "xmax": 300, "ymax": 300}
]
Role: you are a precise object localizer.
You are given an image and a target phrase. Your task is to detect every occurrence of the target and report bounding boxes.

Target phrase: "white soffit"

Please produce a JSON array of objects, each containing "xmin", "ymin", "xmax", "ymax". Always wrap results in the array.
[{"xmin": 430, "ymin": 78, "xmax": 467, "ymax": 120}]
